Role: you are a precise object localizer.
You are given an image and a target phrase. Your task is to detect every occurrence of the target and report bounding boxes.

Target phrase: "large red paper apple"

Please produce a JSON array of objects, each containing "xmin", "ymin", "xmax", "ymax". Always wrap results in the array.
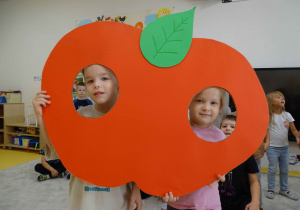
[{"xmin": 42, "ymin": 9, "xmax": 268, "ymax": 197}]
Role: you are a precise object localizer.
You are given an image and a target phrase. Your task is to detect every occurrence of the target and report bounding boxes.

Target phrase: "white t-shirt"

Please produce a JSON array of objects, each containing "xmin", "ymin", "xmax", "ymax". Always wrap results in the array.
[
  {"xmin": 77, "ymin": 105, "xmax": 105, "ymax": 118},
  {"xmin": 69, "ymin": 104, "xmax": 132, "ymax": 210},
  {"xmin": 269, "ymin": 111, "xmax": 294, "ymax": 147},
  {"xmin": 69, "ymin": 176, "xmax": 131, "ymax": 210},
  {"xmin": 44, "ymin": 144, "xmax": 59, "ymax": 161}
]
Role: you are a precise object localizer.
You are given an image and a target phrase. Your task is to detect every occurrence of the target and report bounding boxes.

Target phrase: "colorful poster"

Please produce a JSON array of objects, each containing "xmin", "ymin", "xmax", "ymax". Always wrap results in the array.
[{"xmin": 76, "ymin": 7, "xmax": 174, "ymax": 30}]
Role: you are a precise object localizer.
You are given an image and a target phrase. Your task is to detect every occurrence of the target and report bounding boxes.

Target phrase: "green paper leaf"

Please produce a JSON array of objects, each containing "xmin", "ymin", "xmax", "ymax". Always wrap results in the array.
[{"xmin": 140, "ymin": 8, "xmax": 195, "ymax": 68}]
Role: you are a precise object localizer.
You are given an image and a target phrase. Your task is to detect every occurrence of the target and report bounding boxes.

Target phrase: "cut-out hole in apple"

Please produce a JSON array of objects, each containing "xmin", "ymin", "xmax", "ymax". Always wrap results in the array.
[
  {"xmin": 188, "ymin": 87, "xmax": 237, "ymax": 142},
  {"xmin": 72, "ymin": 64, "xmax": 119, "ymax": 118}
]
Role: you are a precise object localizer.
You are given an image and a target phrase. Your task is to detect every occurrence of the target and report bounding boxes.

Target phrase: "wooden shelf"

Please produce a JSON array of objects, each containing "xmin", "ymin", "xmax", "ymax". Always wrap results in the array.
[
  {"xmin": 0, "ymin": 104, "xmax": 45, "ymax": 151},
  {"xmin": 5, "ymin": 144, "xmax": 40, "ymax": 150},
  {"xmin": 6, "ymin": 122, "xmax": 39, "ymax": 128},
  {"xmin": 6, "ymin": 132, "xmax": 39, "ymax": 137}
]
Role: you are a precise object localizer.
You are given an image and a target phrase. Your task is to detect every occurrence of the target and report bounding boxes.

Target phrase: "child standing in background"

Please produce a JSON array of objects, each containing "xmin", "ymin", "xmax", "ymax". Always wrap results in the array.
[
  {"xmin": 163, "ymin": 87, "xmax": 226, "ymax": 210},
  {"xmin": 266, "ymin": 91, "xmax": 300, "ymax": 201},
  {"xmin": 219, "ymin": 115, "xmax": 260, "ymax": 210},
  {"xmin": 253, "ymin": 130, "xmax": 270, "ymax": 209},
  {"xmin": 33, "ymin": 64, "xmax": 142, "ymax": 210},
  {"xmin": 34, "ymin": 146, "xmax": 66, "ymax": 181},
  {"xmin": 73, "ymin": 82, "xmax": 93, "ymax": 110}
]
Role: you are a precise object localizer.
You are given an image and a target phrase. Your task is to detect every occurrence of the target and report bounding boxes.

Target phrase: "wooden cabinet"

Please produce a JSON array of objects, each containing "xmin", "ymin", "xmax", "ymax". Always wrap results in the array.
[
  {"xmin": 0, "ymin": 103, "xmax": 44, "ymax": 151},
  {"xmin": 5, "ymin": 123, "xmax": 45, "ymax": 150},
  {"xmin": 0, "ymin": 103, "xmax": 25, "ymax": 148}
]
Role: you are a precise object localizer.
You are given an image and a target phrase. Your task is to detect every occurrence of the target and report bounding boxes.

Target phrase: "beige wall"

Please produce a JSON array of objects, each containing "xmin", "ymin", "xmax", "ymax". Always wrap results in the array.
[{"xmin": 0, "ymin": 0, "xmax": 300, "ymax": 114}]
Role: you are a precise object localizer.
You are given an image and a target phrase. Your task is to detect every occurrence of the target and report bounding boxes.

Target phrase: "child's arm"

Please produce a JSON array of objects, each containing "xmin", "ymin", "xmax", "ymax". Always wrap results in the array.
[
  {"xmin": 32, "ymin": 91, "xmax": 53, "ymax": 150},
  {"xmin": 41, "ymin": 155, "xmax": 59, "ymax": 177},
  {"xmin": 263, "ymin": 130, "xmax": 270, "ymax": 152},
  {"xmin": 289, "ymin": 122, "xmax": 300, "ymax": 149},
  {"xmin": 245, "ymin": 173, "xmax": 260, "ymax": 210},
  {"xmin": 128, "ymin": 182, "xmax": 142, "ymax": 210}
]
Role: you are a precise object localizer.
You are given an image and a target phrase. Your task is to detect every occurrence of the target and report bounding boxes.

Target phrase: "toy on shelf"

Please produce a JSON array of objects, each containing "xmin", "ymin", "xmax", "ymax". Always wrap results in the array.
[{"xmin": 27, "ymin": 127, "xmax": 38, "ymax": 135}]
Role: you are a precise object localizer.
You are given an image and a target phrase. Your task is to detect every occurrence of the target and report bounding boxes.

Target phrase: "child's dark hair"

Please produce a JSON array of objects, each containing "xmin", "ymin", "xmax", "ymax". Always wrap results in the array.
[
  {"xmin": 76, "ymin": 82, "xmax": 86, "ymax": 88},
  {"xmin": 221, "ymin": 115, "xmax": 237, "ymax": 124}
]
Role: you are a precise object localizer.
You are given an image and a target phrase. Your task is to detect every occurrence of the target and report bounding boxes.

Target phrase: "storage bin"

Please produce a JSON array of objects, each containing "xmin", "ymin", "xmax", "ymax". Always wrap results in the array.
[
  {"xmin": 22, "ymin": 137, "xmax": 32, "ymax": 147},
  {"xmin": 28, "ymin": 140, "xmax": 39, "ymax": 150},
  {"xmin": 13, "ymin": 135, "xmax": 22, "ymax": 145}
]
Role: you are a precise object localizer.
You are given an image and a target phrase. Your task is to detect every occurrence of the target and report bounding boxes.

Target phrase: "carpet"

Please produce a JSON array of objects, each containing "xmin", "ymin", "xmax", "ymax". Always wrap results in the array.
[
  {"xmin": 1, "ymin": 159, "xmax": 299, "ymax": 210},
  {"xmin": 0, "ymin": 159, "xmax": 68, "ymax": 210}
]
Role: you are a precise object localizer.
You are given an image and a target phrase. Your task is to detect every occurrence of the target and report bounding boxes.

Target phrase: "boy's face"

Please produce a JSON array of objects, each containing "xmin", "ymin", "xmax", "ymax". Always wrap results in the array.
[
  {"xmin": 76, "ymin": 86, "xmax": 87, "ymax": 98},
  {"xmin": 84, "ymin": 65, "xmax": 119, "ymax": 112},
  {"xmin": 189, "ymin": 88, "xmax": 221, "ymax": 129},
  {"xmin": 221, "ymin": 119, "xmax": 236, "ymax": 137},
  {"xmin": 272, "ymin": 94, "xmax": 285, "ymax": 109}
]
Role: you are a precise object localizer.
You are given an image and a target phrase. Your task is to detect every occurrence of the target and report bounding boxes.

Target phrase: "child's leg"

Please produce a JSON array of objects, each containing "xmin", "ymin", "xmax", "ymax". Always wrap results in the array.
[
  {"xmin": 255, "ymin": 158, "xmax": 263, "ymax": 206},
  {"xmin": 51, "ymin": 161, "xmax": 66, "ymax": 174},
  {"xmin": 267, "ymin": 146, "xmax": 279, "ymax": 191},
  {"xmin": 278, "ymin": 146, "xmax": 289, "ymax": 191},
  {"xmin": 278, "ymin": 146, "xmax": 298, "ymax": 200},
  {"xmin": 34, "ymin": 163, "xmax": 51, "ymax": 176}
]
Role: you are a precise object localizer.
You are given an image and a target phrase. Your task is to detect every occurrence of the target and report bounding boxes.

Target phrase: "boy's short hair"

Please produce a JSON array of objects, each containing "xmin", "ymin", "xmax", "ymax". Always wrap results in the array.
[
  {"xmin": 221, "ymin": 115, "xmax": 237, "ymax": 125},
  {"xmin": 82, "ymin": 64, "xmax": 119, "ymax": 88},
  {"xmin": 76, "ymin": 82, "xmax": 86, "ymax": 89},
  {"xmin": 82, "ymin": 64, "xmax": 117, "ymax": 78}
]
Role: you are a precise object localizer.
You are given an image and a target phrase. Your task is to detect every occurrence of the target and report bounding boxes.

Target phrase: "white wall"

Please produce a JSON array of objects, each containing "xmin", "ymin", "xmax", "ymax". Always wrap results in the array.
[{"xmin": 1, "ymin": 0, "xmax": 300, "ymax": 114}]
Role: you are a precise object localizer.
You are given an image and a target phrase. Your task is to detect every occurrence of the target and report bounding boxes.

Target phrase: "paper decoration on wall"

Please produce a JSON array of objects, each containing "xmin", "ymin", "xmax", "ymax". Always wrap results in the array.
[
  {"xmin": 42, "ymin": 10, "xmax": 268, "ymax": 197},
  {"xmin": 76, "ymin": 7, "xmax": 174, "ymax": 30},
  {"xmin": 0, "ymin": 91, "xmax": 22, "ymax": 103}
]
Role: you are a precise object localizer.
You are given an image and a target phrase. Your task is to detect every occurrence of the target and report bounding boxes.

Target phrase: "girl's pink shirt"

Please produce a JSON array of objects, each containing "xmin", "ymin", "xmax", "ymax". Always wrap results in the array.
[{"xmin": 169, "ymin": 125, "xmax": 226, "ymax": 210}]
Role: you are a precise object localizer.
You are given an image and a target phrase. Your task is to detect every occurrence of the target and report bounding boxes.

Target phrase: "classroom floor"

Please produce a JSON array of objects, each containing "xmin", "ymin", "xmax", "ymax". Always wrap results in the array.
[
  {"xmin": 0, "ymin": 149, "xmax": 40, "ymax": 170},
  {"xmin": 0, "ymin": 147, "xmax": 300, "ymax": 210}
]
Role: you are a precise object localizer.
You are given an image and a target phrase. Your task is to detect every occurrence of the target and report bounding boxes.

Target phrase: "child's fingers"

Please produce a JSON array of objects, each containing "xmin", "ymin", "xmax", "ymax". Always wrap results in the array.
[
  {"xmin": 35, "ymin": 93, "xmax": 51, "ymax": 100},
  {"xmin": 34, "ymin": 100, "xmax": 50, "ymax": 108},
  {"xmin": 208, "ymin": 180, "xmax": 219, "ymax": 188},
  {"xmin": 36, "ymin": 90, "xmax": 47, "ymax": 95},
  {"xmin": 162, "ymin": 192, "xmax": 179, "ymax": 203},
  {"xmin": 34, "ymin": 96, "xmax": 51, "ymax": 106},
  {"xmin": 218, "ymin": 174, "xmax": 226, "ymax": 182},
  {"xmin": 162, "ymin": 193, "xmax": 169, "ymax": 202},
  {"xmin": 171, "ymin": 195, "xmax": 179, "ymax": 202},
  {"xmin": 169, "ymin": 192, "xmax": 174, "ymax": 201}
]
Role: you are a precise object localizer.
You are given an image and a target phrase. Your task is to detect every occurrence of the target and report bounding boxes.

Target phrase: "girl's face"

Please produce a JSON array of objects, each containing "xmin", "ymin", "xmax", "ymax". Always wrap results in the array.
[
  {"xmin": 221, "ymin": 119, "xmax": 236, "ymax": 137},
  {"xmin": 271, "ymin": 94, "xmax": 285, "ymax": 109},
  {"xmin": 84, "ymin": 65, "xmax": 119, "ymax": 113},
  {"xmin": 189, "ymin": 87, "xmax": 222, "ymax": 129}
]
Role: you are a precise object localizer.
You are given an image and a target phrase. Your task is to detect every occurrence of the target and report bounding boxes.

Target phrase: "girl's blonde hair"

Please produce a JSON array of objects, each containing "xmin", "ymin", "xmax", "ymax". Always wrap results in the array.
[
  {"xmin": 266, "ymin": 91, "xmax": 285, "ymax": 123},
  {"xmin": 193, "ymin": 87, "xmax": 226, "ymax": 109},
  {"xmin": 212, "ymin": 87, "xmax": 226, "ymax": 110}
]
